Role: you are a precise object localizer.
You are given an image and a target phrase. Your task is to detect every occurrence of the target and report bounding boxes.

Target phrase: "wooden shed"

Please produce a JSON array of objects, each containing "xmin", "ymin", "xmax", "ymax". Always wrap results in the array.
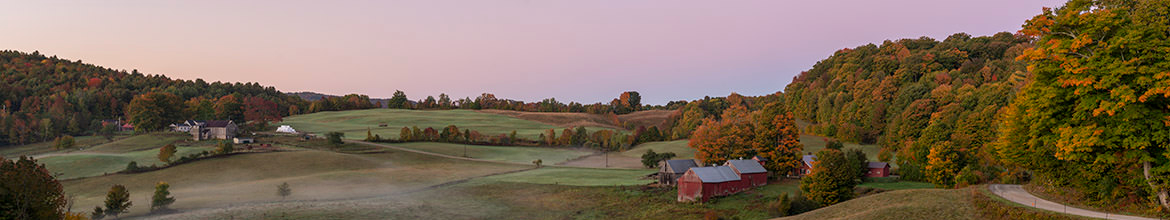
[
  {"xmin": 796, "ymin": 155, "xmax": 817, "ymax": 177},
  {"xmin": 677, "ymin": 166, "xmax": 742, "ymax": 202},
  {"xmin": 658, "ymin": 159, "xmax": 698, "ymax": 186},
  {"xmin": 726, "ymin": 159, "xmax": 769, "ymax": 187},
  {"xmin": 866, "ymin": 162, "xmax": 891, "ymax": 177}
]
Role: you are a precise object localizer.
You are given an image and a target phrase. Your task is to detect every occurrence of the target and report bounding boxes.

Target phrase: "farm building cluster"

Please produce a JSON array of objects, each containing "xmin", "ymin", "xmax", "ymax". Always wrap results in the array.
[
  {"xmin": 660, "ymin": 157, "xmax": 769, "ymax": 202},
  {"xmin": 662, "ymin": 155, "xmax": 890, "ymax": 202},
  {"xmin": 171, "ymin": 120, "xmax": 239, "ymax": 140}
]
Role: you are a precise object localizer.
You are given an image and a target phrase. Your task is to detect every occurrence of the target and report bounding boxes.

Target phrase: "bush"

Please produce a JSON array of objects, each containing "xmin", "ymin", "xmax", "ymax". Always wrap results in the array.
[
  {"xmin": 788, "ymin": 192, "xmax": 822, "ymax": 215},
  {"xmin": 954, "ymin": 165, "xmax": 981, "ymax": 188},
  {"xmin": 769, "ymin": 193, "xmax": 793, "ymax": 217},
  {"xmin": 54, "ymin": 135, "xmax": 75, "ymax": 150},
  {"xmin": 216, "ymin": 141, "xmax": 234, "ymax": 154},
  {"xmin": 325, "ymin": 132, "xmax": 345, "ymax": 145},
  {"xmin": 997, "ymin": 167, "xmax": 1031, "ymax": 184},
  {"xmin": 640, "ymin": 149, "xmax": 677, "ymax": 168}
]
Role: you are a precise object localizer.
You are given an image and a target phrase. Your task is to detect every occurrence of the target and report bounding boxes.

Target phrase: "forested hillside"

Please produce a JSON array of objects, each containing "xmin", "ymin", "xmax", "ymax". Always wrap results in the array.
[
  {"xmin": 0, "ymin": 50, "xmax": 308, "ymax": 145},
  {"xmin": 782, "ymin": 33, "xmax": 1032, "ymax": 184}
]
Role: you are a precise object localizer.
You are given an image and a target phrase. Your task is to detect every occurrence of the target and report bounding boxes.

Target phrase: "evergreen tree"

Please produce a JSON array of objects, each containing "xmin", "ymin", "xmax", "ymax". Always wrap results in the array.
[
  {"xmin": 150, "ymin": 182, "xmax": 175, "ymax": 212},
  {"xmin": 103, "ymin": 185, "xmax": 131, "ymax": 218}
]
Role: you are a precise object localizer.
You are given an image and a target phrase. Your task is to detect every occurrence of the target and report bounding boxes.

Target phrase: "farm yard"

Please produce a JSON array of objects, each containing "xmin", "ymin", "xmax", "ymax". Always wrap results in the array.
[{"xmin": 1, "ymin": 109, "xmax": 1061, "ymax": 220}]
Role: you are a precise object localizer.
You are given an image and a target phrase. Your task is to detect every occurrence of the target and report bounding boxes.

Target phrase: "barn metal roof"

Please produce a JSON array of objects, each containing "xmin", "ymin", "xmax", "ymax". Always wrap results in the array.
[
  {"xmin": 205, "ymin": 120, "xmax": 233, "ymax": 127},
  {"xmin": 867, "ymin": 162, "xmax": 889, "ymax": 169},
  {"xmin": 802, "ymin": 155, "xmax": 817, "ymax": 167},
  {"xmin": 664, "ymin": 159, "xmax": 698, "ymax": 174},
  {"xmin": 689, "ymin": 166, "xmax": 742, "ymax": 183},
  {"xmin": 726, "ymin": 159, "xmax": 767, "ymax": 174}
]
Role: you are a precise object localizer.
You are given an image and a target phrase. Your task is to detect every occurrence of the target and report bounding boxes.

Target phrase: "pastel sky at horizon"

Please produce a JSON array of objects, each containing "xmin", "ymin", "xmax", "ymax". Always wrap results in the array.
[{"xmin": 1, "ymin": 0, "xmax": 1065, "ymax": 104}]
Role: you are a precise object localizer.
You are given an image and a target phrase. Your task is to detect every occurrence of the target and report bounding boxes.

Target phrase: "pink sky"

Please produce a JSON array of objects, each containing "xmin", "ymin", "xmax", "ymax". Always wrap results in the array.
[{"xmin": 1, "ymin": 0, "xmax": 1065, "ymax": 104}]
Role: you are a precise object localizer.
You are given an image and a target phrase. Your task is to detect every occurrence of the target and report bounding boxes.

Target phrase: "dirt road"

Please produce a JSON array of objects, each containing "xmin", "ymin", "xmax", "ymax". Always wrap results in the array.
[{"xmin": 988, "ymin": 184, "xmax": 1161, "ymax": 220}]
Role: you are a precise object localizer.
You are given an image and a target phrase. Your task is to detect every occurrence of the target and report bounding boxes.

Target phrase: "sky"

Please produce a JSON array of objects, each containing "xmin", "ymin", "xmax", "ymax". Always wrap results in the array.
[{"xmin": 0, "ymin": 0, "xmax": 1066, "ymax": 105}]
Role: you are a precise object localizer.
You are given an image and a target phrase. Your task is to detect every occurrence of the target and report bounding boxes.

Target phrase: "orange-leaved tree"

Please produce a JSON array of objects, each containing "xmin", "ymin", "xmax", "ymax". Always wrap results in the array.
[
  {"xmin": 690, "ymin": 103, "xmax": 803, "ymax": 175},
  {"xmin": 996, "ymin": 0, "xmax": 1170, "ymax": 209}
]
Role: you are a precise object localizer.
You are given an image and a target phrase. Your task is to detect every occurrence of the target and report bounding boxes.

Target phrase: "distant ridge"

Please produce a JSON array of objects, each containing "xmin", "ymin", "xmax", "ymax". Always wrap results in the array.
[{"xmin": 287, "ymin": 91, "xmax": 392, "ymax": 107}]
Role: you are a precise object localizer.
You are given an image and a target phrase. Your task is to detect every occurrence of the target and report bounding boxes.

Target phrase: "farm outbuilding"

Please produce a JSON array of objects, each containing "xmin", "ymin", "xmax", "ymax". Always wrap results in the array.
[
  {"xmin": 866, "ymin": 162, "xmax": 891, "ymax": 177},
  {"xmin": 796, "ymin": 155, "xmax": 817, "ymax": 177},
  {"xmin": 191, "ymin": 120, "xmax": 237, "ymax": 141},
  {"xmin": 677, "ymin": 166, "xmax": 743, "ymax": 202},
  {"xmin": 658, "ymin": 159, "xmax": 698, "ymax": 186},
  {"xmin": 276, "ymin": 125, "xmax": 297, "ymax": 133},
  {"xmin": 725, "ymin": 159, "xmax": 768, "ymax": 187}
]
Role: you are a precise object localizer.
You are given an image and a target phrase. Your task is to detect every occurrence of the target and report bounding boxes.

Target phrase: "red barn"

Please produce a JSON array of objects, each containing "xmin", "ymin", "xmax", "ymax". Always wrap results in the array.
[
  {"xmin": 677, "ymin": 166, "xmax": 742, "ymax": 202},
  {"xmin": 866, "ymin": 162, "xmax": 891, "ymax": 177},
  {"xmin": 795, "ymin": 155, "xmax": 817, "ymax": 177},
  {"xmin": 726, "ymin": 159, "xmax": 768, "ymax": 187}
]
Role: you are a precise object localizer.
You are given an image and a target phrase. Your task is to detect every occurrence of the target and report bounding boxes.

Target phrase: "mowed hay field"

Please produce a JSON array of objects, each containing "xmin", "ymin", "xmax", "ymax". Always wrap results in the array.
[
  {"xmin": 471, "ymin": 167, "xmax": 655, "ymax": 186},
  {"xmin": 560, "ymin": 140, "xmax": 692, "ymax": 169},
  {"xmin": 63, "ymin": 147, "xmax": 528, "ymax": 219},
  {"xmin": 392, "ymin": 142, "xmax": 594, "ymax": 164},
  {"xmin": 0, "ymin": 135, "xmax": 128, "ymax": 157},
  {"xmin": 38, "ymin": 146, "xmax": 214, "ymax": 180},
  {"xmin": 779, "ymin": 188, "xmax": 978, "ymax": 220},
  {"xmin": 281, "ymin": 109, "xmax": 616, "ymax": 140},
  {"xmin": 478, "ymin": 109, "xmax": 676, "ymax": 130}
]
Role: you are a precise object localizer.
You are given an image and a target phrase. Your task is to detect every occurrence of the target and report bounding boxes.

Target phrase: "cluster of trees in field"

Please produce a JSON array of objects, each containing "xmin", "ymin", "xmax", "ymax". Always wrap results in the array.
[
  {"xmin": 0, "ymin": 50, "xmax": 307, "ymax": 145},
  {"xmin": 669, "ymin": 93, "xmax": 783, "ymax": 140},
  {"xmin": 780, "ymin": 0, "xmax": 1170, "ymax": 212},
  {"xmin": 370, "ymin": 90, "xmax": 683, "ymax": 114},
  {"xmin": 367, "ymin": 124, "xmax": 669, "ymax": 151},
  {"xmin": 686, "ymin": 99, "xmax": 798, "ymax": 174},
  {"xmin": 782, "ymin": 32, "xmax": 1030, "ymax": 186}
]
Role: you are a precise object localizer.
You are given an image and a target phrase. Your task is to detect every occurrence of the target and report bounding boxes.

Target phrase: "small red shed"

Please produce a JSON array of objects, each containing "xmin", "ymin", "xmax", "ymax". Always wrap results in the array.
[
  {"xmin": 796, "ymin": 155, "xmax": 817, "ymax": 177},
  {"xmin": 726, "ymin": 159, "xmax": 769, "ymax": 187},
  {"xmin": 866, "ymin": 162, "xmax": 891, "ymax": 177},
  {"xmin": 677, "ymin": 166, "xmax": 742, "ymax": 202}
]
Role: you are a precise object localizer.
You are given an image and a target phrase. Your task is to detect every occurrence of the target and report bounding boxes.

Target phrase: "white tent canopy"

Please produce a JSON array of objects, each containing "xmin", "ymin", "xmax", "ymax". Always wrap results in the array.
[{"xmin": 276, "ymin": 125, "xmax": 297, "ymax": 133}]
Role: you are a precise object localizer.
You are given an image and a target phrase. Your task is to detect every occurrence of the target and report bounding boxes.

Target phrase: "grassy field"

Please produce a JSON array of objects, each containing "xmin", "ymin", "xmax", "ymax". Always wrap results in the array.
[
  {"xmin": 779, "ymin": 188, "xmax": 978, "ymax": 220},
  {"xmin": 620, "ymin": 140, "xmax": 693, "ymax": 159},
  {"xmin": 859, "ymin": 181, "xmax": 936, "ymax": 190},
  {"xmin": 392, "ymin": 142, "xmax": 594, "ymax": 164},
  {"xmin": 0, "ymin": 135, "xmax": 127, "ymax": 157},
  {"xmin": 86, "ymin": 132, "xmax": 192, "ymax": 153},
  {"xmin": 281, "ymin": 109, "xmax": 616, "ymax": 140},
  {"xmin": 38, "ymin": 146, "xmax": 215, "ymax": 180},
  {"xmin": 62, "ymin": 147, "xmax": 529, "ymax": 218},
  {"xmin": 471, "ymin": 167, "xmax": 656, "ymax": 186}
]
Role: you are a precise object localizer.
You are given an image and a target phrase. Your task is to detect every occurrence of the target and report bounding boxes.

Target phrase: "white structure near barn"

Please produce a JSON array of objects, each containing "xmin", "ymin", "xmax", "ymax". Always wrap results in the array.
[{"xmin": 276, "ymin": 125, "xmax": 298, "ymax": 133}]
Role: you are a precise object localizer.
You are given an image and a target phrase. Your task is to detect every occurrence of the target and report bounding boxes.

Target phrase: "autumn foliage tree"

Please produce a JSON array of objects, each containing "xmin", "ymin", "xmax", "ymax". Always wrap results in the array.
[
  {"xmin": 126, "ymin": 92, "xmax": 184, "ymax": 132},
  {"xmin": 243, "ymin": 96, "xmax": 282, "ymax": 122},
  {"xmin": 996, "ymin": 0, "xmax": 1170, "ymax": 210},
  {"xmin": 158, "ymin": 144, "xmax": 177, "ymax": 163},
  {"xmin": 690, "ymin": 103, "xmax": 803, "ymax": 175},
  {"xmin": 0, "ymin": 156, "xmax": 67, "ymax": 220},
  {"xmin": 799, "ymin": 149, "xmax": 856, "ymax": 206}
]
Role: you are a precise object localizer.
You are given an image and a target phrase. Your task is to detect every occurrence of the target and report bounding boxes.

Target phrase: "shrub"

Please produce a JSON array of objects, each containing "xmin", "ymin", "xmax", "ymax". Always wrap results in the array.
[
  {"xmin": 54, "ymin": 135, "xmax": 75, "ymax": 150},
  {"xmin": 769, "ymin": 193, "xmax": 793, "ymax": 217},
  {"xmin": 954, "ymin": 165, "xmax": 981, "ymax": 188},
  {"xmin": 216, "ymin": 141, "xmax": 234, "ymax": 154},
  {"xmin": 325, "ymin": 132, "xmax": 345, "ymax": 145},
  {"xmin": 788, "ymin": 192, "xmax": 821, "ymax": 215},
  {"xmin": 640, "ymin": 149, "xmax": 677, "ymax": 168}
]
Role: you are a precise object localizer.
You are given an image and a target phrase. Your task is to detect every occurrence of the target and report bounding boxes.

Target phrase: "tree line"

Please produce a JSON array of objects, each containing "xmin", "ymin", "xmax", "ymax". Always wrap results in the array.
[
  {"xmin": 0, "ymin": 50, "xmax": 308, "ymax": 145},
  {"xmin": 781, "ymin": 0, "xmax": 1170, "ymax": 212}
]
